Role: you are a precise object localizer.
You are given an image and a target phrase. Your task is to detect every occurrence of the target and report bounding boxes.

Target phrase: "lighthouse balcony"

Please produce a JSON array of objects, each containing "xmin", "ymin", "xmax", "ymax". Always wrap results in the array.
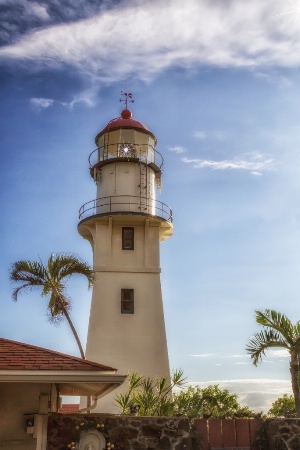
[
  {"xmin": 78, "ymin": 195, "xmax": 172, "ymax": 223},
  {"xmin": 88, "ymin": 144, "xmax": 163, "ymax": 173}
]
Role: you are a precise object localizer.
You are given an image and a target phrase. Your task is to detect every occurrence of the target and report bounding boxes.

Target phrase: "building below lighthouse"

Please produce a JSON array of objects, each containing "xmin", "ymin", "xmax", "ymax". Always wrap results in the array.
[{"xmin": 78, "ymin": 94, "xmax": 173, "ymax": 412}]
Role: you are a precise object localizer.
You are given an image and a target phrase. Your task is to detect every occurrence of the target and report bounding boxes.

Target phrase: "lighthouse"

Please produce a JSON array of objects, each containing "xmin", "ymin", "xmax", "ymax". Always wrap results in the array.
[{"xmin": 78, "ymin": 93, "xmax": 173, "ymax": 412}]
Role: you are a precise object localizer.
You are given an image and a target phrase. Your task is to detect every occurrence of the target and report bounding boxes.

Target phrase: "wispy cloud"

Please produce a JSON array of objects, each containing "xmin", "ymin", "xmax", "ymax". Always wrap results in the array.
[
  {"xmin": 234, "ymin": 362, "xmax": 250, "ymax": 365},
  {"xmin": 193, "ymin": 131, "xmax": 206, "ymax": 139},
  {"xmin": 189, "ymin": 353, "xmax": 215, "ymax": 358},
  {"xmin": 29, "ymin": 86, "xmax": 98, "ymax": 111},
  {"xmin": 30, "ymin": 97, "xmax": 54, "ymax": 112},
  {"xmin": 0, "ymin": 0, "xmax": 300, "ymax": 83},
  {"xmin": 68, "ymin": 86, "xmax": 99, "ymax": 108},
  {"xmin": 182, "ymin": 153, "xmax": 274, "ymax": 173},
  {"xmin": 168, "ymin": 146, "xmax": 186, "ymax": 154},
  {"xmin": 267, "ymin": 349, "xmax": 290, "ymax": 358},
  {"xmin": 0, "ymin": 0, "xmax": 117, "ymax": 46}
]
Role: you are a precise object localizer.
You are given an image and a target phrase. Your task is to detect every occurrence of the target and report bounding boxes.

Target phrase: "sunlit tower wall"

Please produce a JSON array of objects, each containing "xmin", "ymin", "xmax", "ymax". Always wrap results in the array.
[{"xmin": 78, "ymin": 97, "xmax": 173, "ymax": 412}]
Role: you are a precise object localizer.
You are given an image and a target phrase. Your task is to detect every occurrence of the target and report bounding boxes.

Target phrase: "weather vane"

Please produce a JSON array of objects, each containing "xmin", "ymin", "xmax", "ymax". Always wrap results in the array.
[{"xmin": 119, "ymin": 91, "xmax": 134, "ymax": 109}]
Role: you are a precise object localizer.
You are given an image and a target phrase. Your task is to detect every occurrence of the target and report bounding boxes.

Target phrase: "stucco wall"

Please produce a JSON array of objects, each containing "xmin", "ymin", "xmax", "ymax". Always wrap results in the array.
[
  {"xmin": 0, "ymin": 382, "xmax": 50, "ymax": 450},
  {"xmin": 47, "ymin": 414, "xmax": 199, "ymax": 450}
]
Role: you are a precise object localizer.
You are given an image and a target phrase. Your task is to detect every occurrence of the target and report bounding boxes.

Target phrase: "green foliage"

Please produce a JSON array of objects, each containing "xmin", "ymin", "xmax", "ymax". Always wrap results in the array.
[
  {"xmin": 116, "ymin": 371, "xmax": 254, "ymax": 421},
  {"xmin": 115, "ymin": 369, "xmax": 186, "ymax": 416},
  {"xmin": 173, "ymin": 384, "xmax": 255, "ymax": 420},
  {"xmin": 268, "ymin": 394, "xmax": 296, "ymax": 418}
]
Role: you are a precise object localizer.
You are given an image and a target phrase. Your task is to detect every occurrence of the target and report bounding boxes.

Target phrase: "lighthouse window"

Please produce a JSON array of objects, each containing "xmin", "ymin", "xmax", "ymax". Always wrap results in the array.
[
  {"xmin": 122, "ymin": 227, "xmax": 134, "ymax": 250},
  {"xmin": 121, "ymin": 289, "xmax": 134, "ymax": 314}
]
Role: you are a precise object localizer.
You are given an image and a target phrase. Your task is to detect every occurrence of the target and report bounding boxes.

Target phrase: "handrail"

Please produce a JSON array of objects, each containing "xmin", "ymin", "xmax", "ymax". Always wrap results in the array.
[
  {"xmin": 88, "ymin": 143, "xmax": 164, "ymax": 169},
  {"xmin": 78, "ymin": 195, "xmax": 172, "ymax": 223}
]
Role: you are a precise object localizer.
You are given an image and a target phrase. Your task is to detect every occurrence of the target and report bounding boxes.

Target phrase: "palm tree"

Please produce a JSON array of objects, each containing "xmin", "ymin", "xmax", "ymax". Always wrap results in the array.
[
  {"xmin": 246, "ymin": 309, "xmax": 300, "ymax": 416},
  {"xmin": 10, "ymin": 253, "xmax": 94, "ymax": 359}
]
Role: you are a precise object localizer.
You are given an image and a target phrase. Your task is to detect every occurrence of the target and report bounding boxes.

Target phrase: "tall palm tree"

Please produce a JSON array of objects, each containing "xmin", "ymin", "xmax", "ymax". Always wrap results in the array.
[
  {"xmin": 246, "ymin": 309, "xmax": 300, "ymax": 416},
  {"xmin": 10, "ymin": 253, "xmax": 94, "ymax": 359}
]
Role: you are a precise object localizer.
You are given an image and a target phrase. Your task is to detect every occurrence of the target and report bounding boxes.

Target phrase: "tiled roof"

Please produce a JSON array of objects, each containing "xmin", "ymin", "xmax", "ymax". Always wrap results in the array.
[
  {"xmin": 58, "ymin": 404, "xmax": 80, "ymax": 414},
  {"xmin": 0, "ymin": 338, "xmax": 116, "ymax": 371}
]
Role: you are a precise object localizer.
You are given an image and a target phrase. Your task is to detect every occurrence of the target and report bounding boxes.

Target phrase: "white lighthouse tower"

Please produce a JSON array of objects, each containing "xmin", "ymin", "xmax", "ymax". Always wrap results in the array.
[{"xmin": 78, "ymin": 93, "xmax": 173, "ymax": 412}]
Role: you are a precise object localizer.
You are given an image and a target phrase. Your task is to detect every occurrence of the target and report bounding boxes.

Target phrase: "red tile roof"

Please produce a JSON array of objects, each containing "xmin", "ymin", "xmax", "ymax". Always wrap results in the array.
[
  {"xmin": 0, "ymin": 338, "xmax": 116, "ymax": 371},
  {"xmin": 58, "ymin": 403, "xmax": 80, "ymax": 414}
]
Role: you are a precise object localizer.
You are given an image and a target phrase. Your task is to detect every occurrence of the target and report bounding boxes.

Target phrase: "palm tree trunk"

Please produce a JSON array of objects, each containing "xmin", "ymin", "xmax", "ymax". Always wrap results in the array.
[
  {"xmin": 59, "ymin": 300, "xmax": 86, "ymax": 359},
  {"xmin": 290, "ymin": 351, "xmax": 300, "ymax": 416},
  {"xmin": 50, "ymin": 284, "xmax": 85, "ymax": 359}
]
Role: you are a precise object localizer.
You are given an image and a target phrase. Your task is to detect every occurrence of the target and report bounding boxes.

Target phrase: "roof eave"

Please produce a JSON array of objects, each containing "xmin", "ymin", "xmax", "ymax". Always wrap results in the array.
[
  {"xmin": 0, "ymin": 371, "xmax": 127, "ymax": 396},
  {"xmin": 0, "ymin": 370, "xmax": 125, "ymax": 383}
]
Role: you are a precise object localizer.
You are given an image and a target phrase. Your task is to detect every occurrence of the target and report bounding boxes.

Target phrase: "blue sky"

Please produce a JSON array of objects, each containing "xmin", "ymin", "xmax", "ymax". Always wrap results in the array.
[{"xmin": 1, "ymin": 0, "xmax": 300, "ymax": 412}]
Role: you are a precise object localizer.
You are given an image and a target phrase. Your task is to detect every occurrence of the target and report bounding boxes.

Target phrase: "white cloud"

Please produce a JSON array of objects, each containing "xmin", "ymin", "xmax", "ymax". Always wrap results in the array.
[
  {"xmin": 193, "ymin": 131, "xmax": 206, "ymax": 139},
  {"xmin": 69, "ymin": 86, "xmax": 99, "ymax": 108},
  {"xmin": 251, "ymin": 171, "xmax": 263, "ymax": 176},
  {"xmin": 234, "ymin": 362, "xmax": 250, "ymax": 365},
  {"xmin": 168, "ymin": 146, "xmax": 186, "ymax": 154},
  {"xmin": 254, "ymin": 70, "xmax": 294, "ymax": 88},
  {"xmin": 267, "ymin": 349, "xmax": 290, "ymax": 358},
  {"xmin": 30, "ymin": 97, "xmax": 54, "ymax": 111},
  {"xmin": 1, "ymin": 0, "xmax": 300, "ymax": 83},
  {"xmin": 29, "ymin": 89, "xmax": 98, "ymax": 111},
  {"xmin": 189, "ymin": 353, "xmax": 215, "ymax": 358},
  {"xmin": 29, "ymin": 3, "xmax": 50, "ymax": 20},
  {"xmin": 182, "ymin": 154, "xmax": 274, "ymax": 172}
]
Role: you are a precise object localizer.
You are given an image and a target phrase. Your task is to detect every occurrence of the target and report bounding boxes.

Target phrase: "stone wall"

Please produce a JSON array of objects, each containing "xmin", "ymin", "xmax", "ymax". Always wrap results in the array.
[
  {"xmin": 47, "ymin": 414, "xmax": 200, "ymax": 450},
  {"xmin": 267, "ymin": 419, "xmax": 300, "ymax": 450}
]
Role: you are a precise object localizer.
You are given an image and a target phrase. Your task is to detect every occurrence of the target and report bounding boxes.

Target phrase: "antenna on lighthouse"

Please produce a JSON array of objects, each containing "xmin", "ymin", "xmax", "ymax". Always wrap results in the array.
[{"xmin": 119, "ymin": 91, "xmax": 134, "ymax": 109}]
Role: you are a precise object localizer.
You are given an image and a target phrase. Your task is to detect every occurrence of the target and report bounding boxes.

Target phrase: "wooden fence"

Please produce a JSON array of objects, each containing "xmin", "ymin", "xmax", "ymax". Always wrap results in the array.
[{"xmin": 193, "ymin": 418, "xmax": 261, "ymax": 450}]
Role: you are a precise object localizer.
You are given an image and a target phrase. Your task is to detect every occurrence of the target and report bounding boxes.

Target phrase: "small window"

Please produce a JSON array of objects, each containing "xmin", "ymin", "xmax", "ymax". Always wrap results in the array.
[
  {"xmin": 122, "ymin": 227, "xmax": 134, "ymax": 250},
  {"xmin": 121, "ymin": 289, "xmax": 134, "ymax": 314}
]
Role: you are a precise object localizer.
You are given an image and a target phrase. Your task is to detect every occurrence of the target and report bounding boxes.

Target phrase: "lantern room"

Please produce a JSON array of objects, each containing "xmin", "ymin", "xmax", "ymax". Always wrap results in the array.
[
  {"xmin": 89, "ymin": 108, "xmax": 163, "ymax": 175},
  {"xmin": 80, "ymin": 106, "xmax": 170, "ymax": 220}
]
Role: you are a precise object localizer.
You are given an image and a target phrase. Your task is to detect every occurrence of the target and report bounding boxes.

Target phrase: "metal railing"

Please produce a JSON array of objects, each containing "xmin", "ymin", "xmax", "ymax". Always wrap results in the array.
[
  {"xmin": 78, "ymin": 195, "xmax": 172, "ymax": 222},
  {"xmin": 88, "ymin": 143, "xmax": 164, "ymax": 169}
]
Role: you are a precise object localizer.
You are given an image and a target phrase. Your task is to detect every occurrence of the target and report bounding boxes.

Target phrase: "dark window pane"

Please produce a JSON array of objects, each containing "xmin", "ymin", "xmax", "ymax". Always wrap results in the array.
[
  {"xmin": 122, "ymin": 227, "xmax": 134, "ymax": 250},
  {"xmin": 121, "ymin": 289, "xmax": 134, "ymax": 314}
]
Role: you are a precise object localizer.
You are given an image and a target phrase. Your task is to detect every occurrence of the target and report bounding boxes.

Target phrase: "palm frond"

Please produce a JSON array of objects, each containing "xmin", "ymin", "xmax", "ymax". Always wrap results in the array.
[
  {"xmin": 246, "ymin": 329, "xmax": 289, "ymax": 366},
  {"xmin": 10, "ymin": 260, "xmax": 48, "ymax": 301},
  {"xmin": 171, "ymin": 367, "xmax": 187, "ymax": 388},
  {"xmin": 12, "ymin": 283, "xmax": 36, "ymax": 302},
  {"xmin": 48, "ymin": 253, "xmax": 94, "ymax": 288},
  {"xmin": 10, "ymin": 260, "xmax": 47, "ymax": 284},
  {"xmin": 255, "ymin": 310, "xmax": 295, "ymax": 344},
  {"xmin": 128, "ymin": 372, "xmax": 143, "ymax": 391},
  {"xmin": 115, "ymin": 392, "xmax": 132, "ymax": 413},
  {"xmin": 157, "ymin": 376, "xmax": 168, "ymax": 396}
]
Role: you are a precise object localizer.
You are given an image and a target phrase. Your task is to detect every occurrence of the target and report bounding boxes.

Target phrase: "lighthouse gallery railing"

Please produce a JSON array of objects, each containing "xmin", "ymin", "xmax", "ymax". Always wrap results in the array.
[
  {"xmin": 88, "ymin": 144, "xmax": 164, "ymax": 169},
  {"xmin": 79, "ymin": 195, "xmax": 172, "ymax": 223}
]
